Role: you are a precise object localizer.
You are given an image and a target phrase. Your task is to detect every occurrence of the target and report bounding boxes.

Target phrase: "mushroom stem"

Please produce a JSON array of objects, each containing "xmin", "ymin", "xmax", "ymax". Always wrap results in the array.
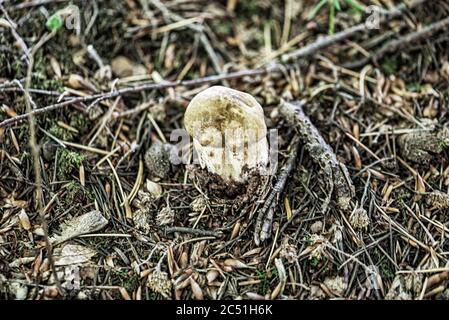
[{"xmin": 193, "ymin": 134, "xmax": 269, "ymax": 182}]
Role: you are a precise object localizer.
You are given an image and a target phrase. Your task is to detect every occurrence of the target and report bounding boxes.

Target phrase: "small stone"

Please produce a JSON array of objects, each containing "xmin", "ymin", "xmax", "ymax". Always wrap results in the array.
[
  {"xmin": 144, "ymin": 141, "xmax": 171, "ymax": 179},
  {"xmin": 145, "ymin": 180, "xmax": 163, "ymax": 200},
  {"xmin": 42, "ymin": 140, "xmax": 58, "ymax": 161},
  {"xmin": 111, "ymin": 56, "xmax": 134, "ymax": 78},
  {"xmin": 33, "ymin": 227, "xmax": 45, "ymax": 236}
]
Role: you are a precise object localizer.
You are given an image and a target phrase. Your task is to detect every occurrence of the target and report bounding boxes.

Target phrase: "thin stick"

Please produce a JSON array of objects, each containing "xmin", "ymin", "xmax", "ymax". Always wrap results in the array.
[
  {"xmin": 0, "ymin": 65, "xmax": 289, "ymax": 128},
  {"xmin": 22, "ymin": 30, "xmax": 64, "ymax": 295},
  {"xmin": 254, "ymin": 137, "xmax": 300, "ymax": 245},
  {"xmin": 165, "ymin": 226, "xmax": 222, "ymax": 238}
]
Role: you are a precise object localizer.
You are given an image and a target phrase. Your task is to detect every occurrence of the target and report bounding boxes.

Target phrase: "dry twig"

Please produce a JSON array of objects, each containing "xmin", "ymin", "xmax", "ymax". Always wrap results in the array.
[{"xmin": 254, "ymin": 137, "xmax": 300, "ymax": 245}]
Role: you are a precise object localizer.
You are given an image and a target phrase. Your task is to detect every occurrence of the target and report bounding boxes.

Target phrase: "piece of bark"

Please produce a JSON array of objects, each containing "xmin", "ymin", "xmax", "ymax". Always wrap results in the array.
[
  {"xmin": 279, "ymin": 101, "xmax": 355, "ymax": 211},
  {"xmin": 50, "ymin": 210, "xmax": 108, "ymax": 246}
]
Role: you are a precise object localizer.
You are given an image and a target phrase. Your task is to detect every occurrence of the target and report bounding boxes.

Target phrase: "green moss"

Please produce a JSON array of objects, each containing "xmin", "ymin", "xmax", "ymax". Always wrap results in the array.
[
  {"xmin": 46, "ymin": 14, "xmax": 64, "ymax": 32},
  {"xmin": 406, "ymin": 82, "xmax": 422, "ymax": 92},
  {"xmin": 57, "ymin": 148, "xmax": 84, "ymax": 179},
  {"xmin": 30, "ymin": 69, "xmax": 64, "ymax": 92},
  {"xmin": 20, "ymin": 151, "xmax": 31, "ymax": 162},
  {"xmin": 48, "ymin": 114, "xmax": 89, "ymax": 142},
  {"xmin": 256, "ymin": 267, "xmax": 279, "ymax": 295},
  {"xmin": 0, "ymin": 51, "xmax": 26, "ymax": 78},
  {"xmin": 310, "ymin": 256, "xmax": 321, "ymax": 267},
  {"xmin": 239, "ymin": 2, "xmax": 259, "ymax": 14},
  {"xmin": 303, "ymin": 234, "xmax": 313, "ymax": 245},
  {"xmin": 373, "ymin": 249, "xmax": 395, "ymax": 280},
  {"xmin": 381, "ymin": 57, "xmax": 399, "ymax": 76},
  {"xmin": 17, "ymin": 123, "xmax": 30, "ymax": 140},
  {"xmin": 69, "ymin": 113, "xmax": 89, "ymax": 134},
  {"xmin": 49, "ymin": 123, "xmax": 75, "ymax": 141},
  {"xmin": 214, "ymin": 21, "xmax": 234, "ymax": 35},
  {"xmin": 113, "ymin": 269, "xmax": 139, "ymax": 293}
]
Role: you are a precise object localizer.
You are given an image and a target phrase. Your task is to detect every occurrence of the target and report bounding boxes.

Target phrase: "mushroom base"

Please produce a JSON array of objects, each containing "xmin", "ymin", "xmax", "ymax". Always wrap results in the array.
[
  {"xmin": 187, "ymin": 165, "xmax": 267, "ymax": 200},
  {"xmin": 193, "ymin": 137, "xmax": 269, "ymax": 183}
]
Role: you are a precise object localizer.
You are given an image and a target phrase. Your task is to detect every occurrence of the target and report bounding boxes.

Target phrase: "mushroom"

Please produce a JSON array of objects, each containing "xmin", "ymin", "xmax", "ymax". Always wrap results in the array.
[{"xmin": 184, "ymin": 86, "xmax": 269, "ymax": 183}]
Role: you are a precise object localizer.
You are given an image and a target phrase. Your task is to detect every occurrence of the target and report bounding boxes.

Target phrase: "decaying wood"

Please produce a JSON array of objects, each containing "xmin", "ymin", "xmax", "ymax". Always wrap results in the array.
[
  {"xmin": 254, "ymin": 137, "xmax": 300, "ymax": 245},
  {"xmin": 279, "ymin": 101, "xmax": 355, "ymax": 212}
]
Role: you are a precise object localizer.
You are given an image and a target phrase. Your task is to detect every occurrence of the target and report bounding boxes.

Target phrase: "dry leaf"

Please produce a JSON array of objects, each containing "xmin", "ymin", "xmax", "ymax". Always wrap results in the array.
[
  {"xmin": 189, "ymin": 277, "xmax": 204, "ymax": 300},
  {"xmin": 206, "ymin": 270, "xmax": 219, "ymax": 284}
]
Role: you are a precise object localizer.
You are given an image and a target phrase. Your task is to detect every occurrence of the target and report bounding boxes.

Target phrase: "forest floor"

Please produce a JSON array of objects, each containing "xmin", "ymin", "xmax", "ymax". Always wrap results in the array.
[{"xmin": 1, "ymin": 0, "xmax": 449, "ymax": 300}]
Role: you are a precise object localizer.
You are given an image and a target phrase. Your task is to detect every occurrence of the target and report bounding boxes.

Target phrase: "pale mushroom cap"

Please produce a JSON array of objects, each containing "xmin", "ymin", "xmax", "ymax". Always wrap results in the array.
[{"xmin": 184, "ymin": 86, "xmax": 267, "ymax": 149}]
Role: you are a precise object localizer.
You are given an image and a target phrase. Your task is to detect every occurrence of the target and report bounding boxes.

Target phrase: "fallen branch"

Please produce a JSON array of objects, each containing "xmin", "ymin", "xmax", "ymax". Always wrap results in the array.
[{"xmin": 279, "ymin": 101, "xmax": 355, "ymax": 212}]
